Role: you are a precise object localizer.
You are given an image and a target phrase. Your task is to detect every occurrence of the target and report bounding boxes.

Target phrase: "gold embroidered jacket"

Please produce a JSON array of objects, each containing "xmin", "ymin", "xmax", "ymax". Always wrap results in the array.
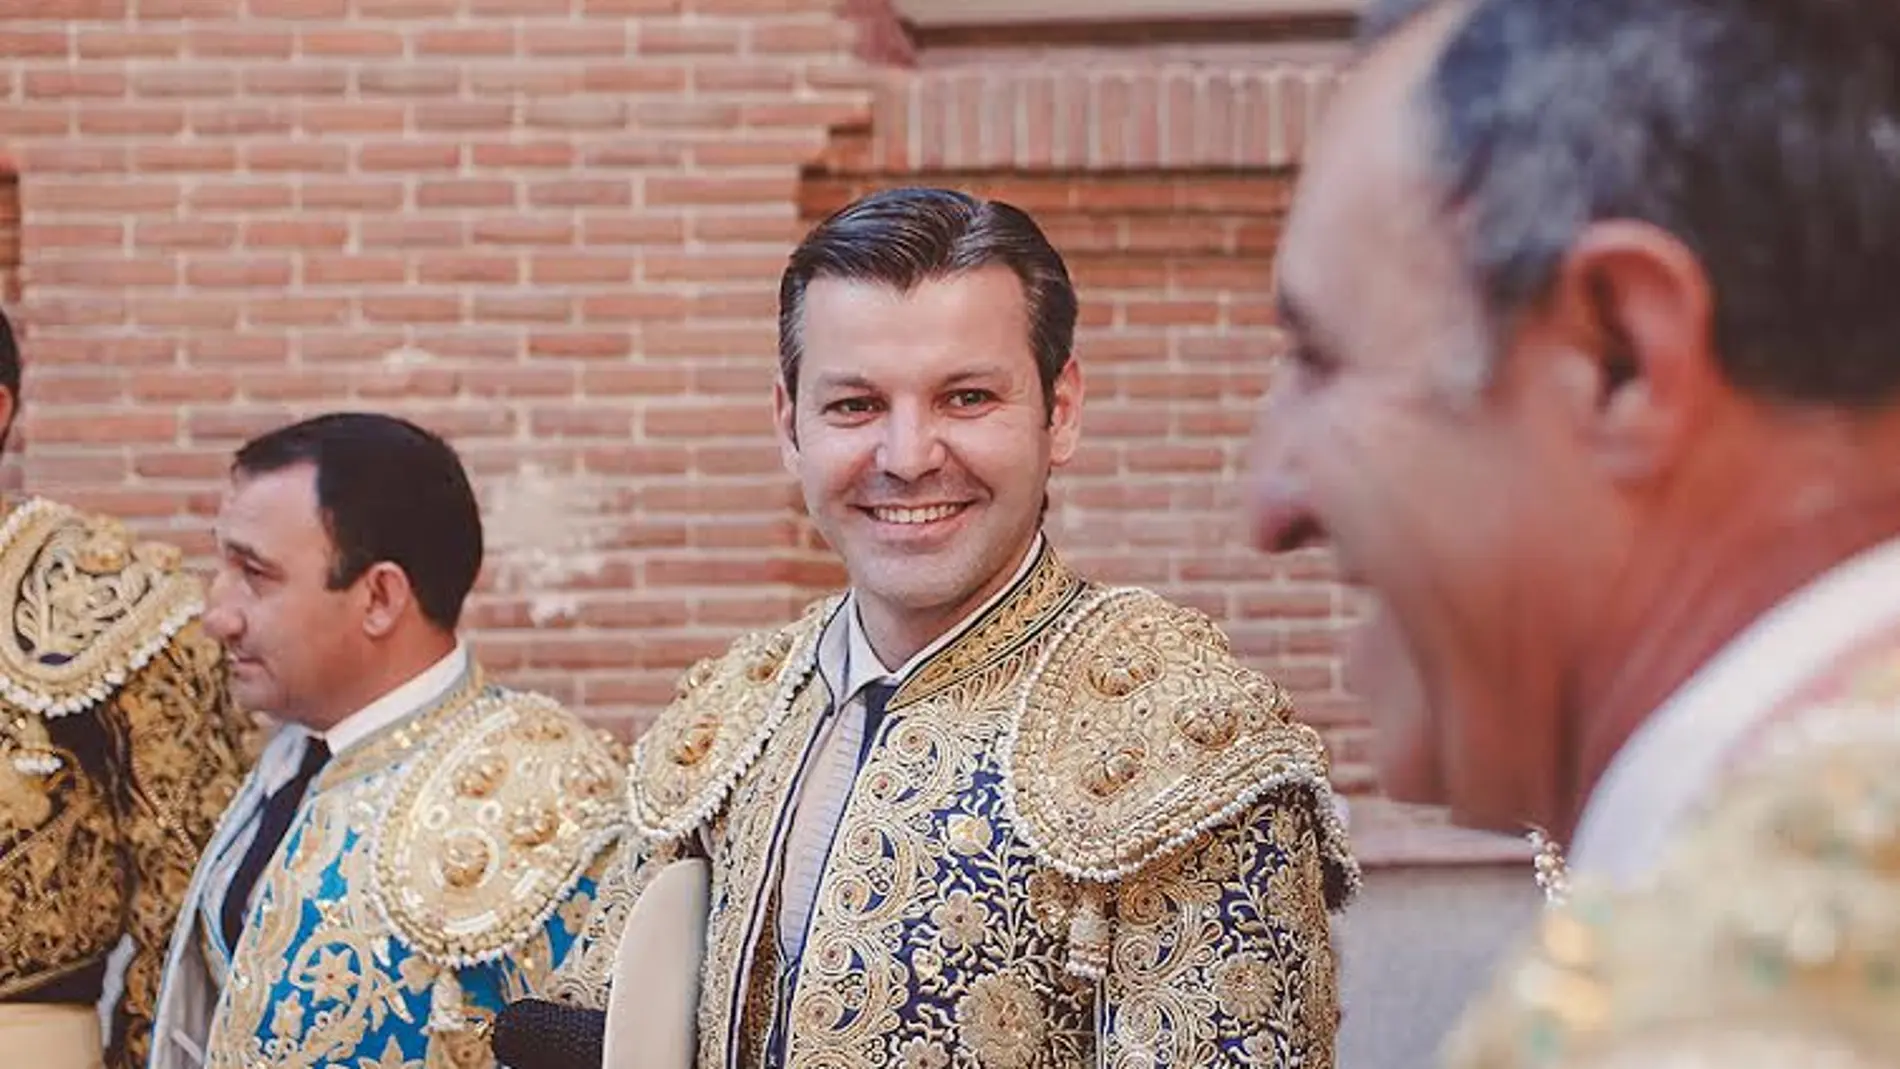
[
  {"xmin": 557, "ymin": 546, "xmax": 1360, "ymax": 1069},
  {"xmin": 0, "ymin": 496, "xmax": 251, "ymax": 1069},
  {"xmin": 1443, "ymin": 639, "xmax": 1900, "ymax": 1068},
  {"xmin": 163, "ymin": 671, "xmax": 628, "ymax": 1069}
]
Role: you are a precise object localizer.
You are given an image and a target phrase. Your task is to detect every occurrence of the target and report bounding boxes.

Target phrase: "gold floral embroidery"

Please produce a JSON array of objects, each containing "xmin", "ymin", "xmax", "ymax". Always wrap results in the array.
[
  {"xmin": 930, "ymin": 891, "xmax": 990, "ymax": 951},
  {"xmin": 899, "ymin": 1037, "xmax": 951, "ymax": 1069},
  {"xmin": 958, "ymin": 972, "xmax": 1048, "ymax": 1069},
  {"xmin": 1212, "ymin": 957, "xmax": 1280, "ymax": 1023}
]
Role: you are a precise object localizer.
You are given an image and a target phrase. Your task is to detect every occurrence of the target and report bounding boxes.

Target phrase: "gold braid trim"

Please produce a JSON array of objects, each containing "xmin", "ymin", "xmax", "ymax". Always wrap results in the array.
[
  {"xmin": 369, "ymin": 686, "xmax": 628, "ymax": 969},
  {"xmin": 0, "ymin": 498, "xmax": 201, "ymax": 719},
  {"xmin": 1002, "ymin": 587, "xmax": 1360, "ymax": 904}
]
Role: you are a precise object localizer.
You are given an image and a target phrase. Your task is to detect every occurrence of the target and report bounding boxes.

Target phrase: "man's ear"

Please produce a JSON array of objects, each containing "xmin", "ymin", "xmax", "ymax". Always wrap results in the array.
[
  {"xmin": 773, "ymin": 378, "xmax": 799, "ymax": 478},
  {"xmin": 1539, "ymin": 220, "xmax": 1719, "ymax": 485},
  {"xmin": 0, "ymin": 385, "xmax": 18, "ymax": 453},
  {"xmin": 360, "ymin": 561, "xmax": 415, "ymax": 639},
  {"xmin": 1047, "ymin": 359, "xmax": 1084, "ymax": 467}
]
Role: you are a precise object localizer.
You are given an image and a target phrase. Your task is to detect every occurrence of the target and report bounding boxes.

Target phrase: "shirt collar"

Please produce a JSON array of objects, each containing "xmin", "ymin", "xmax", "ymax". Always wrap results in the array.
[
  {"xmin": 320, "ymin": 640, "xmax": 470, "ymax": 756},
  {"xmin": 1570, "ymin": 532, "xmax": 1900, "ymax": 884},
  {"xmin": 819, "ymin": 533, "xmax": 1046, "ymax": 706}
]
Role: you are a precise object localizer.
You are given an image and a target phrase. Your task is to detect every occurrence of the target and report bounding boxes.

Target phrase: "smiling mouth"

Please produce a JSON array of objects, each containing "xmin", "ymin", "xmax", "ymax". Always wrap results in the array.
[{"xmin": 864, "ymin": 503, "xmax": 969, "ymax": 525}]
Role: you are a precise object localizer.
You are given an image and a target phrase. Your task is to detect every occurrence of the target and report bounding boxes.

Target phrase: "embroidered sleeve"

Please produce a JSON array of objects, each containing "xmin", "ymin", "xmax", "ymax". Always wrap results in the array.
[
  {"xmin": 545, "ymin": 833, "xmax": 692, "ymax": 1011},
  {"xmin": 107, "ymin": 620, "xmax": 252, "ymax": 1069},
  {"xmin": 370, "ymin": 689, "xmax": 627, "ymax": 975},
  {"xmin": 1101, "ymin": 795, "xmax": 1340, "ymax": 1069}
]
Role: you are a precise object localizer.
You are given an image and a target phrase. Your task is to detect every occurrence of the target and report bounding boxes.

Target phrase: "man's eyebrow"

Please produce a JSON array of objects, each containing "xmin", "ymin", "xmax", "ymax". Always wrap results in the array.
[
  {"xmin": 220, "ymin": 536, "xmax": 282, "ymax": 576},
  {"xmin": 809, "ymin": 371, "xmax": 878, "ymax": 393}
]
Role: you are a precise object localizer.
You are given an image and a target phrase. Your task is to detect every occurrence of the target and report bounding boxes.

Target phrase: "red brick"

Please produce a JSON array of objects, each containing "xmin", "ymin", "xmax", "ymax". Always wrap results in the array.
[
  {"xmin": 529, "ymin": 179, "xmax": 632, "ymax": 209},
  {"xmin": 299, "ymin": 28, "xmax": 403, "ymax": 56},
  {"xmin": 188, "ymin": 28, "xmax": 293, "ymax": 58},
  {"xmin": 412, "ymin": 102, "xmax": 515, "ymax": 132},
  {"xmin": 473, "ymin": 293, "xmax": 571, "ymax": 322},
  {"xmin": 360, "ymin": 220, "xmax": 465, "ymax": 248},
  {"xmin": 245, "ymin": 297, "xmax": 351, "ymax": 327},
  {"xmin": 34, "ymin": 257, "xmax": 176, "ymax": 288},
  {"xmin": 133, "ymin": 144, "xmax": 239, "ymax": 173},
  {"xmin": 24, "ymin": 69, "xmax": 127, "ymax": 99},
  {"xmin": 358, "ymin": 142, "xmax": 462, "ymax": 172},
  {"xmin": 527, "ymin": 331, "xmax": 630, "ymax": 359},
  {"xmin": 130, "ymin": 297, "xmax": 239, "ymax": 329},
  {"xmin": 131, "ymin": 67, "xmax": 236, "ymax": 98},
  {"xmin": 472, "ymin": 217, "xmax": 575, "ymax": 245},
  {"xmin": 471, "ymin": 142, "xmax": 575, "ymax": 170},
  {"xmin": 303, "ymin": 255, "xmax": 407, "ymax": 285},
  {"xmin": 362, "ymin": 295, "xmax": 462, "ymax": 324},
  {"xmin": 531, "ymin": 254, "xmax": 631, "ymax": 284},
  {"xmin": 643, "ymin": 404, "xmax": 771, "ymax": 439},
  {"xmin": 25, "ymin": 223, "xmax": 125, "ymax": 250},
  {"xmin": 184, "ymin": 182, "xmax": 290, "ymax": 213},
  {"xmin": 184, "ymin": 256, "xmax": 293, "ymax": 288},
  {"xmin": 194, "ymin": 334, "xmax": 292, "ymax": 364},
  {"xmin": 133, "ymin": 449, "xmax": 229, "ymax": 482},
  {"xmin": 417, "ymin": 254, "xmax": 518, "ymax": 285},
  {"xmin": 417, "ymin": 179, "xmax": 517, "ymax": 209},
  {"xmin": 77, "ymin": 30, "xmax": 180, "ymax": 59},
  {"xmin": 78, "ymin": 105, "xmax": 186, "ymax": 137},
  {"xmin": 34, "ymin": 412, "xmax": 178, "ymax": 445},
  {"xmin": 187, "ymin": 103, "xmax": 292, "ymax": 137},
  {"xmin": 16, "ymin": 143, "xmax": 126, "ymax": 174},
  {"xmin": 0, "ymin": 32, "xmax": 74, "ymax": 59},
  {"xmin": 580, "ymin": 64, "xmax": 688, "ymax": 94},
  {"xmin": 243, "ymin": 221, "xmax": 348, "ymax": 249},
  {"xmin": 0, "ymin": 108, "xmax": 74, "ymax": 138}
]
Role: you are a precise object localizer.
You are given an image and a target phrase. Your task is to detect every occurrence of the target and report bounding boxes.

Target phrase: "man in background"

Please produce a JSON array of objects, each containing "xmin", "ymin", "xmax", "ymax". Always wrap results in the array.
[
  {"xmin": 1257, "ymin": 0, "xmax": 1900, "ymax": 1063},
  {"xmin": 150, "ymin": 413, "xmax": 627, "ymax": 1069},
  {"xmin": 0, "ymin": 306, "xmax": 251, "ymax": 1069}
]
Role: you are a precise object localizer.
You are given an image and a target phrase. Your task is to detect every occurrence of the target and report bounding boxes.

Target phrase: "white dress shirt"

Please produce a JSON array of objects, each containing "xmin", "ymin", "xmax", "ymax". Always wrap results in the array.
[{"xmin": 1571, "ymin": 534, "xmax": 1900, "ymax": 885}]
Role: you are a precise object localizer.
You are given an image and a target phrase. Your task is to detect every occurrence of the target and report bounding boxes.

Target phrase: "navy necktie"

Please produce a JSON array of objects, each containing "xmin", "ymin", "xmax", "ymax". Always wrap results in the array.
[
  {"xmin": 221, "ymin": 737, "xmax": 329, "ymax": 950},
  {"xmin": 856, "ymin": 681, "xmax": 898, "ymax": 767}
]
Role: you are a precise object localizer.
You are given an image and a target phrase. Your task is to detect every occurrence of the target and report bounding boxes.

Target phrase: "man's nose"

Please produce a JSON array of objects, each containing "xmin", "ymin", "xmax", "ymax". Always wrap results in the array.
[
  {"xmin": 877, "ymin": 406, "xmax": 946, "ymax": 483},
  {"xmin": 201, "ymin": 569, "xmax": 242, "ymax": 643},
  {"xmin": 1246, "ymin": 407, "xmax": 1325, "ymax": 554}
]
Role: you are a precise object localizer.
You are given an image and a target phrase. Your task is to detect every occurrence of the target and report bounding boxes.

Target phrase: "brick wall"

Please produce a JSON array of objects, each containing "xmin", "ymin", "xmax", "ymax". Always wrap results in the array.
[
  {"xmin": 1, "ymin": 0, "xmax": 880, "ymax": 719},
  {"xmin": 0, "ymin": 1, "xmax": 1505, "ymax": 860}
]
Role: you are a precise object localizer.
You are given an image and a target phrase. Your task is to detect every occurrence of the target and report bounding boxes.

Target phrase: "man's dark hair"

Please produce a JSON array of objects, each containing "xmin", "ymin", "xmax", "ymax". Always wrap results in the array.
[
  {"xmin": 0, "ymin": 307, "xmax": 23, "ymax": 453},
  {"xmin": 1368, "ymin": 0, "xmax": 1900, "ymax": 405},
  {"xmin": 777, "ymin": 187, "xmax": 1078, "ymax": 418},
  {"xmin": 233, "ymin": 412, "xmax": 483, "ymax": 631}
]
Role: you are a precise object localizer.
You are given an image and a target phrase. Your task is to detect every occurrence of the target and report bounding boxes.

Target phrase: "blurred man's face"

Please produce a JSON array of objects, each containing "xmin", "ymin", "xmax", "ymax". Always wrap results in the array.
[{"xmin": 1251, "ymin": 5, "xmax": 1629, "ymax": 833}]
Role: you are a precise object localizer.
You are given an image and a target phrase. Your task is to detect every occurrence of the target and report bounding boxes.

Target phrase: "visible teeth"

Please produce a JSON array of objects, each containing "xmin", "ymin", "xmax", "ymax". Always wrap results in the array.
[{"xmin": 873, "ymin": 504, "xmax": 961, "ymax": 525}]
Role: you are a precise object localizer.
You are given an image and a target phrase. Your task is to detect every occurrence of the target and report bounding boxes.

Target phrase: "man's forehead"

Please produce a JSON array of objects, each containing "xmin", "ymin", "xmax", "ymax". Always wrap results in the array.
[
  {"xmin": 218, "ymin": 464, "xmax": 319, "ymax": 536},
  {"xmin": 1278, "ymin": 9, "xmax": 1469, "ymax": 346}
]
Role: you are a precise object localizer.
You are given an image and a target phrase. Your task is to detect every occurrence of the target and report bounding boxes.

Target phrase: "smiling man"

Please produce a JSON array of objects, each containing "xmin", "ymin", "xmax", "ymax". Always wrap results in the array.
[
  {"xmin": 540, "ymin": 187, "xmax": 1358, "ymax": 1069},
  {"xmin": 1255, "ymin": 0, "xmax": 1900, "ymax": 1064},
  {"xmin": 148, "ymin": 413, "xmax": 626, "ymax": 1069}
]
